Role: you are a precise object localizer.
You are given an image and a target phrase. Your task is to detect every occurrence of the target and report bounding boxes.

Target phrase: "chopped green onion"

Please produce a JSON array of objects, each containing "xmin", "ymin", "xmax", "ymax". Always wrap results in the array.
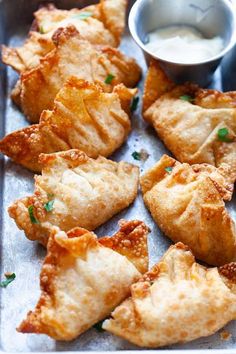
[
  {"xmin": 28, "ymin": 205, "xmax": 39, "ymax": 224},
  {"xmin": 71, "ymin": 12, "xmax": 92, "ymax": 20},
  {"xmin": 165, "ymin": 167, "xmax": 173, "ymax": 173},
  {"xmin": 132, "ymin": 149, "xmax": 149, "ymax": 162},
  {"xmin": 104, "ymin": 74, "xmax": 115, "ymax": 84},
  {"xmin": 217, "ymin": 127, "xmax": 233, "ymax": 142},
  {"xmin": 179, "ymin": 95, "xmax": 194, "ymax": 102},
  {"xmin": 130, "ymin": 96, "xmax": 139, "ymax": 112},
  {"xmin": 39, "ymin": 25, "xmax": 45, "ymax": 34},
  {"xmin": 93, "ymin": 320, "xmax": 105, "ymax": 332},
  {"xmin": 44, "ymin": 200, "xmax": 54, "ymax": 212},
  {"xmin": 132, "ymin": 151, "xmax": 141, "ymax": 161},
  {"xmin": 0, "ymin": 273, "xmax": 16, "ymax": 288}
]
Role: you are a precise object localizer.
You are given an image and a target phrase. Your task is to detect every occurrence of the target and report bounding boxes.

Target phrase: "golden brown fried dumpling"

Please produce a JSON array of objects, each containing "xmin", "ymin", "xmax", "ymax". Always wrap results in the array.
[
  {"xmin": 0, "ymin": 78, "xmax": 136, "ymax": 172},
  {"xmin": 8, "ymin": 150, "xmax": 139, "ymax": 246},
  {"xmin": 19, "ymin": 25, "xmax": 141, "ymax": 123},
  {"xmin": 103, "ymin": 242, "xmax": 236, "ymax": 348},
  {"xmin": 2, "ymin": 0, "xmax": 126, "ymax": 73},
  {"xmin": 140, "ymin": 154, "xmax": 236, "ymax": 266},
  {"xmin": 18, "ymin": 219, "xmax": 149, "ymax": 340},
  {"xmin": 143, "ymin": 60, "xmax": 236, "ymax": 183},
  {"xmin": 34, "ymin": 0, "xmax": 126, "ymax": 45}
]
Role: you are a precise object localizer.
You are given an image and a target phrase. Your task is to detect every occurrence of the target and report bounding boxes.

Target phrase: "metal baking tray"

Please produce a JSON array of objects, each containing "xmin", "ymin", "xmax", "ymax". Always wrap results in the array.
[{"xmin": 0, "ymin": 0, "xmax": 236, "ymax": 352}]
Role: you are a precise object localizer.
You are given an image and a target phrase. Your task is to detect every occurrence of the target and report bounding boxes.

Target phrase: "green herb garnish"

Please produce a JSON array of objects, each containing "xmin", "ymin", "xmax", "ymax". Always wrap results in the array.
[
  {"xmin": 179, "ymin": 95, "xmax": 194, "ymax": 102},
  {"xmin": 39, "ymin": 25, "xmax": 45, "ymax": 34},
  {"xmin": 28, "ymin": 205, "xmax": 39, "ymax": 224},
  {"xmin": 93, "ymin": 320, "xmax": 105, "ymax": 332},
  {"xmin": 130, "ymin": 96, "xmax": 139, "ymax": 112},
  {"xmin": 104, "ymin": 74, "xmax": 115, "ymax": 84},
  {"xmin": 44, "ymin": 200, "xmax": 54, "ymax": 212},
  {"xmin": 47, "ymin": 193, "xmax": 54, "ymax": 199},
  {"xmin": 165, "ymin": 167, "xmax": 173, "ymax": 173},
  {"xmin": 217, "ymin": 127, "xmax": 233, "ymax": 143},
  {"xmin": 0, "ymin": 273, "xmax": 16, "ymax": 288},
  {"xmin": 132, "ymin": 151, "xmax": 141, "ymax": 161},
  {"xmin": 72, "ymin": 11, "xmax": 92, "ymax": 20}
]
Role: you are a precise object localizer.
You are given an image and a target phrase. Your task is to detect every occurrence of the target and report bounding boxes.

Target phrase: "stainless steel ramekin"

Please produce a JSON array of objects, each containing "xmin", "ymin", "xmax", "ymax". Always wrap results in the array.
[{"xmin": 129, "ymin": 0, "xmax": 236, "ymax": 86}]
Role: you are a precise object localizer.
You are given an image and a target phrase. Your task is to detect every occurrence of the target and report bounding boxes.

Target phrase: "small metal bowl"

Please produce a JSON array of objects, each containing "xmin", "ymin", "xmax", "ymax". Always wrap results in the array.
[{"xmin": 129, "ymin": 0, "xmax": 236, "ymax": 86}]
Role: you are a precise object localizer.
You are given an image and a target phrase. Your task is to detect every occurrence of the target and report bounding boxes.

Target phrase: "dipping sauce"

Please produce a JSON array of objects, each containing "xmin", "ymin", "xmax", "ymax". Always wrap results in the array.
[{"xmin": 144, "ymin": 25, "xmax": 224, "ymax": 64}]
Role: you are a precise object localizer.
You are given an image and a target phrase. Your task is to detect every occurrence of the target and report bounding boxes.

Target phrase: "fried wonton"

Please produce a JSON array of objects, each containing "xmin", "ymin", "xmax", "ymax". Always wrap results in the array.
[
  {"xmin": 143, "ymin": 60, "xmax": 236, "ymax": 183},
  {"xmin": 18, "ymin": 219, "xmax": 149, "ymax": 340},
  {"xmin": 18, "ymin": 25, "xmax": 141, "ymax": 123},
  {"xmin": 103, "ymin": 242, "xmax": 236, "ymax": 347},
  {"xmin": 34, "ymin": 0, "xmax": 126, "ymax": 45},
  {"xmin": 8, "ymin": 150, "xmax": 139, "ymax": 246},
  {"xmin": 2, "ymin": 0, "xmax": 126, "ymax": 73},
  {"xmin": 0, "ymin": 78, "xmax": 136, "ymax": 172},
  {"xmin": 140, "ymin": 154, "xmax": 236, "ymax": 266}
]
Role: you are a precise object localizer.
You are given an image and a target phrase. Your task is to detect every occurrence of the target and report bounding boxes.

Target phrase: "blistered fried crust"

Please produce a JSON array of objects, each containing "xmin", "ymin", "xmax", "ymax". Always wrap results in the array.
[
  {"xmin": 11, "ymin": 79, "xmax": 23, "ymax": 107},
  {"xmin": 17, "ymin": 220, "xmax": 149, "ymax": 340},
  {"xmin": 140, "ymin": 155, "xmax": 236, "ymax": 266},
  {"xmin": 103, "ymin": 242, "xmax": 236, "ymax": 347},
  {"xmin": 2, "ymin": 0, "xmax": 127, "ymax": 74},
  {"xmin": 100, "ymin": 219, "xmax": 149, "ymax": 274},
  {"xmin": 194, "ymin": 88, "xmax": 236, "ymax": 109},
  {"xmin": 0, "ymin": 125, "xmax": 45, "ymax": 172},
  {"xmin": 8, "ymin": 149, "xmax": 139, "ymax": 245},
  {"xmin": 0, "ymin": 78, "xmax": 135, "ymax": 172},
  {"xmin": 18, "ymin": 25, "xmax": 140, "ymax": 122},
  {"xmin": 143, "ymin": 63, "xmax": 236, "ymax": 183}
]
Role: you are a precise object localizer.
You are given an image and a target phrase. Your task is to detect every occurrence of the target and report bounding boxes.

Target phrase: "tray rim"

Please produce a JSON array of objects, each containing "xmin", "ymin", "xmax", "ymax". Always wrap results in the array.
[{"xmin": 0, "ymin": 0, "xmax": 236, "ymax": 352}]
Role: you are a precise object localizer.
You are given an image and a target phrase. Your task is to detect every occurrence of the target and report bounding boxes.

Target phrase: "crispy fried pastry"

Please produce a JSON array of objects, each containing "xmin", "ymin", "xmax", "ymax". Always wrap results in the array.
[
  {"xmin": 8, "ymin": 150, "xmax": 139, "ymax": 246},
  {"xmin": 0, "ymin": 78, "xmax": 136, "ymax": 172},
  {"xmin": 103, "ymin": 242, "xmax": 236, "ymax": 347},
  {"xmin": 140, "ymin": 154, "xmax": 236, "ymax": 266},
  {"xmin": 18, "ymin": 25, "xmax": 141, "ymax": 122},
  {"xmin": 18, "ymin": 219, "xmax": 149, "ymax": 340},
  {"xmin": 34, "ymin": 0, "xmax": 126, "ymax": 45},
  {"xmin": 143, "ymin": 60, "xmax": 236, "ymax": 183},
  {"xmin": 2, "ymin": 0, "xmax": 127, "ymax": 73}
]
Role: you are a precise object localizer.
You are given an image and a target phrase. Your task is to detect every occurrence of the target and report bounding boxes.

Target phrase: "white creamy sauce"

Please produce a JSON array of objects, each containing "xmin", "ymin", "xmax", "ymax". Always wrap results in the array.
[{"xmin": 145, "ymin": 25, "xmax": 224, "ymax": 63}]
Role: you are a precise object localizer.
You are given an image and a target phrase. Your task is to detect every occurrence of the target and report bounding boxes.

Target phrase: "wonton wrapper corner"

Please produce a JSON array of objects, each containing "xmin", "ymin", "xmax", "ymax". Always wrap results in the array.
[
  {"xmin": 103, "ymin": 242, "xmax": 236, "ymax": 348},
  {"xmin": 8, "ymin": 149, "xmax": 139, "ymax": 246},
  {"xmin": 18, "ymin": 219, "xmax": 150, "ymax": 340}
]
